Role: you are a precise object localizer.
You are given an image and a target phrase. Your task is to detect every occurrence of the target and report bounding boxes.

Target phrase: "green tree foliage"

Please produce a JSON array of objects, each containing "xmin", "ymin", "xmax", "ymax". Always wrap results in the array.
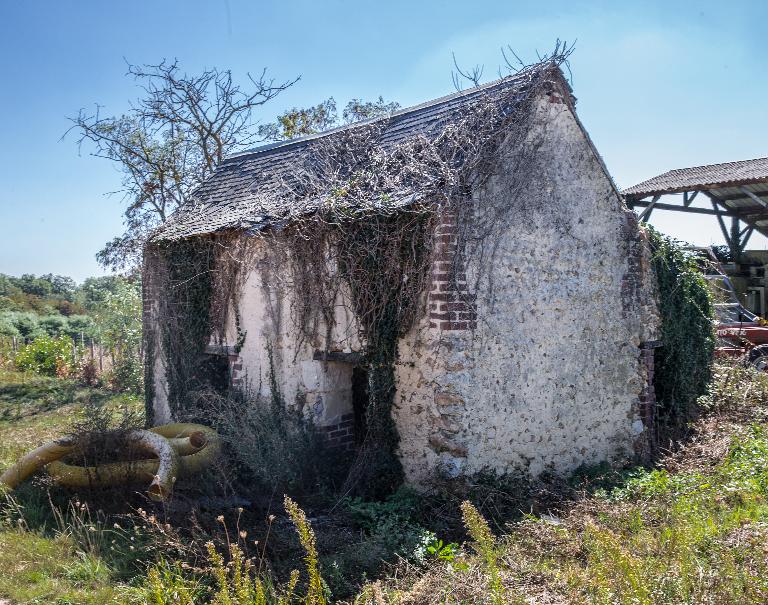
[
  {"xmin": 0, "ymin": 273, "xmax": 85, "ymax": 315},
  {"xmin": 77, "ymin": 276, "xmax": 124, "ymax": 312},
  {"xmin": 94, "ymin": 279, "xmax": 143, "ymax": 392},
  {"xmin": 15, "ymin": 274, "xmax": 53, "ymax": 297},
  {"xmin": 259, "ymin": 96, "xmax": 400, "ymax": 141},
  {"xmin": 342, "ymin": 96, "xmax": 401, "ymax": 122},
  {"xmin": 39, "ymin": 274, "xmax": 77, "ymax": 299},
  {"xmin": 14, "ymin": 334, "xmax": 76, "ymax": 376},
  {"xmin": 259, "ymin": 98, "xmax": 338, "ymax": 140},
  {"xmin": 94, "ymin": 280, "xmax": 142, "ymax": 351},
  {"xmin": 647, "ymin": 227, "xmax": 715, "ymax": 432}
]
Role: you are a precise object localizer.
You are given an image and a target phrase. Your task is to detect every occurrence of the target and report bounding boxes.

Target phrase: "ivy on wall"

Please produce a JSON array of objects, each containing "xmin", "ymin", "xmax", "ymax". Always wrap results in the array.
[
  {"xmin": 647, "ymin": 226, "xmax": 715, "ymax": 435},
  {"xmin": 143, "ymin": 237, "xmax": 218, "ymax": 422}
]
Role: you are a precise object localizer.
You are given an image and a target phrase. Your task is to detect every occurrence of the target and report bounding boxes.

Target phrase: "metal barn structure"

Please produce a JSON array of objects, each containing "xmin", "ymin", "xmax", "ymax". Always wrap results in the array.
[
  {"xmin": 623, "ymin": 157, "xmax": 768, "ymax": 315},
  {"xmin": 623, "ymin": 157, "xmax": 768, "ymax": 260}
]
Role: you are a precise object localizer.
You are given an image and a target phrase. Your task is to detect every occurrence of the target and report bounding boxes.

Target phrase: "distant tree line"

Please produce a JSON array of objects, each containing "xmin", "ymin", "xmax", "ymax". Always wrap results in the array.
[
  {"xmin": 0, "ymin": 273, "xmax": 131, "ymax": 343},
  {"xmin": 0, "ymin": 272, "xmax": 143, "ymax": 392}
]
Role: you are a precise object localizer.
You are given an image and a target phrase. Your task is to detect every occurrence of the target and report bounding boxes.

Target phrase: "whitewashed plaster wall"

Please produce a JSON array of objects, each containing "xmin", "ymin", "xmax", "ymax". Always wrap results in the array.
[
  {"xmin": 150, "ymin": 88, "xmax": 659, "ymax": 484},
  {"xmin": 223, "ymin": 246, "xmax": 365, "ymax": 429}
]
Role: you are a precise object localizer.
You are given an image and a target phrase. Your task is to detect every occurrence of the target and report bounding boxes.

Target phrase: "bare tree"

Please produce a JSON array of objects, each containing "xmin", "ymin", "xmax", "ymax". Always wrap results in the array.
[
  {"xmin": 68, "ymin": 60, "xmax": 297, "ymax": 272},
  {"xmin": 451, "ymin": 52, "xmax": 484, "ymax": 91}
]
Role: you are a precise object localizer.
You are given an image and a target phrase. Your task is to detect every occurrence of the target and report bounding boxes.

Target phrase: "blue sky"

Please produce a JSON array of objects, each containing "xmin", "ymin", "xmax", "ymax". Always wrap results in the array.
[{"xmin": 0, "ymin": 0, "xmax": 766, "ymax": 282}]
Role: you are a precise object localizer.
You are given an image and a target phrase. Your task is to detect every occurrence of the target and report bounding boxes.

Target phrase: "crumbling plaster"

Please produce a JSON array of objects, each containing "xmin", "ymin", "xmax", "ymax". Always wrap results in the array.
[{"xmin": 151, "ymin": 89, "xmax": 659, "ymax": 485}]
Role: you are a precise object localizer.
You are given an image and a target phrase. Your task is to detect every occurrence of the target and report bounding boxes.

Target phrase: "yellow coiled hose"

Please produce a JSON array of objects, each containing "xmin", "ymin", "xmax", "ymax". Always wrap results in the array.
[{"xmin": 0, "ymin": 423, "xmax": 221, "ymax": 502}]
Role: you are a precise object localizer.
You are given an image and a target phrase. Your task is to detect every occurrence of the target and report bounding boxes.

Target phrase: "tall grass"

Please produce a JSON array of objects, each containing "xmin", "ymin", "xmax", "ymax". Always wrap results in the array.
[
  {"xmin": 460, "ymin": 501, "xmax": 506, "ymax": 605},
  {"xmin": 285, "ymin": 495, "xmax": 326, "ymax": 605}
]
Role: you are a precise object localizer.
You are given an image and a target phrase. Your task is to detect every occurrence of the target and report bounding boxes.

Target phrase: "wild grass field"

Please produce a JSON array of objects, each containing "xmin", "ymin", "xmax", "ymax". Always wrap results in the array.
[
  {"xmin": 1, "ymin": 364, "xmax": 768, "ymax": 604},
  {"xmin": 0, "ymin": 369, "xmax": 141, "ymax": 603}
]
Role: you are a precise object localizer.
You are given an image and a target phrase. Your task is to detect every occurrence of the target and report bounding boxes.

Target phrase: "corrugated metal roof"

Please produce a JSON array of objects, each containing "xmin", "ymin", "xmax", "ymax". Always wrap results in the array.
[
  {"xmin": 152, "ymin": 63, "xmax": 563, "ymax": 241},
  {"xmin": 623, "ymin": 157, "xmax": 768, "ymax": 198}
]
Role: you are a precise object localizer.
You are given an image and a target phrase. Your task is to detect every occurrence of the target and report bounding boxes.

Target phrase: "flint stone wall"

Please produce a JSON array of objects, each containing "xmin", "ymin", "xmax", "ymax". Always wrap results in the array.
[{"xmin": 148, "ymin": 89, "xmax": 659, "ymax": 484}]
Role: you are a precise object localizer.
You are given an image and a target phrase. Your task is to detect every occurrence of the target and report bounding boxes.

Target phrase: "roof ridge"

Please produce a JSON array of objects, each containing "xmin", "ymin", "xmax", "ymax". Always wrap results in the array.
[
  {"xmin": 665, "ymin": 156, "xmax": 768, "ymax": 175},
  {"xmin": 224, "ymin": 63, "xmax": 552, "ymax": 164}
]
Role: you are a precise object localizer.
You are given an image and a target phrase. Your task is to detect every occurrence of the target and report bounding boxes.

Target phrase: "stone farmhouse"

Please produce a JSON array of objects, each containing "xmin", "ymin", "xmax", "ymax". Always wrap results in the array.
[{"xmin": 144, "ymin": 62, "xmax": 660, "ymax": 485}]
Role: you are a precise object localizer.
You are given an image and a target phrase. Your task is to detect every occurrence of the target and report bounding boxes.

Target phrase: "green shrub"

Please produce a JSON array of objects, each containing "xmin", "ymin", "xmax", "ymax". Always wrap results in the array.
[
  {"xmin": 63, "ymin": 314, "xmax": 97, "ymax": 343},
  {"xmin": 345, "ymin": 487, "xmax": 430, "ymax": 556},
  {"xmin": 1, "ymin": 311, "xmax": 44, "ymax": 341},
  {"xmin": 14, "ymin": 334, "xmax": 77, "ymax": 376},
  {"xmin": 647, "ymin": 227, "xmax": 715, "ymax": 433},
  {"xmin": 0, "ymin": 313, "xmax": 19, "ymax": 337},
  {"xmin": 39, "ymin": 314, "xmax": 68, "ymax": 336},
  {"xmin": 108, "ymin": 354, "xmax": 144, "ymax": 394}
]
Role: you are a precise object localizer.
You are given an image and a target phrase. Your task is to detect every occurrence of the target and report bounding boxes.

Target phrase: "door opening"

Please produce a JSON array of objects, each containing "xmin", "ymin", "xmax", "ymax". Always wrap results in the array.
[{"xmin": 351, "ymin": 366, "xmax": 369, "ymax": 445}]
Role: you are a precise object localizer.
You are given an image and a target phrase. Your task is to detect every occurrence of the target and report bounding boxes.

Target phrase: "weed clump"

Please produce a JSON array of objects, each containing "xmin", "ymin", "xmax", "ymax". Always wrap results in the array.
[
  {"xmin": 285, "ymin": 495, "xmax": 326, "ymax": 605},
  {"xmin": 460, "ymin": 501, "xmax": 506, "ymax": 605},
  {"xmin": 187, "ymin": 386, "xmax": 334, "ymax": 498}
]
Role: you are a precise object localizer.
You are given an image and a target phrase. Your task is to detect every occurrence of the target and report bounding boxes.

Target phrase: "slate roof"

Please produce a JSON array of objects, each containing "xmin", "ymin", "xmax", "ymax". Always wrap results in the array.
[
  {"xmin": 152, "ymin": 64, "xmax": 563, "ymax": 241},
  {"xmin": 623, "ymin": 157, "xmax": 768, "ymax": 198}
]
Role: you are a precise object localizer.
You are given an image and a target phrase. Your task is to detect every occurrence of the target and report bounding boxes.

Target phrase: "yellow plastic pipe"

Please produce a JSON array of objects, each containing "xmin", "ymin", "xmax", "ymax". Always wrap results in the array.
[
  {"xmin": 0, "ymin": 437, "xmax": 76, "ymax": 490},
  {"xmin": 132, "ymin": 430, "xmax": 179, "ymax": 501},
  {"xmin": 0, "ymin": 423, "xmax": 220, "ymax": 502},
  {"xmin": 45, "ymin": 424, "xmax": 221, "ymax": 500}
]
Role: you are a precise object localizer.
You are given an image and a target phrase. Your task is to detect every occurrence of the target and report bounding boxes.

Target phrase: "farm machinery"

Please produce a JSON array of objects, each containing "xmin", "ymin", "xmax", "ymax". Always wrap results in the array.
[{"xmin": 697, "ymin": 250, "xmax": 768, "ymax": 370}]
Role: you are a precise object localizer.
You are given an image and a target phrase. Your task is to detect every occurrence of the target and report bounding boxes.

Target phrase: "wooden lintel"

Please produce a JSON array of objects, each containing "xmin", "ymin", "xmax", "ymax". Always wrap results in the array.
[
  {"xmin": 312, "ymin": 350, "xmax": 364, "ymax": 364},
  {"xmin": 205, "ymin": 344, "xmax": 238, "ymax": 356}
]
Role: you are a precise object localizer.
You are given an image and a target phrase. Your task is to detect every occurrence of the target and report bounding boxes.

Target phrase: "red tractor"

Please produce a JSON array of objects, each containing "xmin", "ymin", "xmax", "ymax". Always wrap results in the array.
[{"xmin": 704, "ymin": 270, "xmax": 768, "ymax": 370}]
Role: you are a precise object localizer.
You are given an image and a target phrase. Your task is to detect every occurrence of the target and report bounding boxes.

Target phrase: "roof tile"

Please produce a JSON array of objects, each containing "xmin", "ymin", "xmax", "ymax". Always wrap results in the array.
[
  {"xmin": 152, "ymin": 65, "xmax": 557, "ymax": 241},
  {"xmin": 623, "ymin": 157, "xmax": 768, "ymax": 198}
]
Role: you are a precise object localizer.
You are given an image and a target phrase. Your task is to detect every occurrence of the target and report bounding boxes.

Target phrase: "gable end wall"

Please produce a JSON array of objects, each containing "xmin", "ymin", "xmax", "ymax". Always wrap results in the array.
[{"xmin": 392, "ymin": 91, "xmax": 660, "ymax": 482}]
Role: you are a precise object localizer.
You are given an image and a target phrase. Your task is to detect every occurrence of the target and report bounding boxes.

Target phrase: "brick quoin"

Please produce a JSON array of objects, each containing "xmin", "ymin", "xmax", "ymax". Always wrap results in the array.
[
  {"xmin": 322, "ymin": 413, "xmax": 356, "ymax": 451},
  {"xmin": 429, "ymin": 210, "xmax": 477, "ymax": 331},
  {"xmin": 228, "ymin": 353, "xmax": 245, "ymax": 387}
]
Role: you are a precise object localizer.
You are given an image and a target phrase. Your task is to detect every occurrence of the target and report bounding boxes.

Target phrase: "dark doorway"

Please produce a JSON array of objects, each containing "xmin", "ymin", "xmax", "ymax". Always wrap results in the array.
[
  {"xmin": 351, "ymin": 366, "xmax": 369, "ymax": 445},
  {"xmin": 196, "ymin": 353, "xmax": 231, "ymax": 394}
]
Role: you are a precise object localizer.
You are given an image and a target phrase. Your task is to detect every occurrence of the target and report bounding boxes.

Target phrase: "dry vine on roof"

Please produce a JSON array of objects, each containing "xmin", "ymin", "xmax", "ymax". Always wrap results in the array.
[{"xmin": 144, "ymin": 44, "xmax": 574, "ymax": 497}]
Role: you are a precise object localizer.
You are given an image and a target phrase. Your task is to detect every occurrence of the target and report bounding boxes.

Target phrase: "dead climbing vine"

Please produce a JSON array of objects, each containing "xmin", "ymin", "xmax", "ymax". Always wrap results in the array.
[
  {"xmin": 255, "ymin": 45, "xmax": 574, "ymax": 495},
  {"xmin": 144, "ymin": 233, "xmax": 257, "ymax": 421},
  {"xmin": 144, "ymin": 44, "xmax": 575, "ymax": 495}
]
